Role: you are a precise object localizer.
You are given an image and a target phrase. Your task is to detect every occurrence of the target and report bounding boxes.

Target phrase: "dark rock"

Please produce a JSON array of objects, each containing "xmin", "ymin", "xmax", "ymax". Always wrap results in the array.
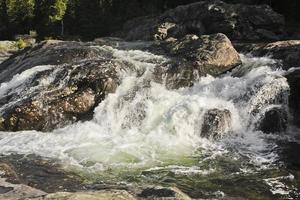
[
  {"xmin": 138, "ymin": 186, "xmax": 191, "ymax": 200},
  {"xmin": 119, "ymin": 0, "xmax": 285, "ymax": 42},
  {"xmin": 0, "ymin": 186, "xmax": 13, "ymax": 194},
  {"xmin": 154, "ymin": 33, "xmax": 241, "ymax": 89},
  {"xmin": 257, "ymin": 106, "xmax": 288, "ymax": 133},
  {"xmin": 286, "ymin": 69, "xmax": 300, "ymax": 127},
  {"xmin": 0, "ymin": 155, "xmax": 85, "ymax": 193},
  {"xmin": 201, "ymin": 109, "xmax": 232, "ymax": 139}
]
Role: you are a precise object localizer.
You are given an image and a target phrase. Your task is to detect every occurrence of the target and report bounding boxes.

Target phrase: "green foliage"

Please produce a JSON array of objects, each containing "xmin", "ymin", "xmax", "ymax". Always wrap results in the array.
[
  {"xmin": 49, "ymin": 0, "xmax": 68, "ymax": 22},
  {"xmin": 15, "ymin": 38, "xmax": 27, "ymax": 49},
  {"xmin": 6, "ymin": 0, "xmax": 34, "ymax": 24},
  {"xmin": 0, "ymin": 0, "xmax": 300, "ymax": 40}
]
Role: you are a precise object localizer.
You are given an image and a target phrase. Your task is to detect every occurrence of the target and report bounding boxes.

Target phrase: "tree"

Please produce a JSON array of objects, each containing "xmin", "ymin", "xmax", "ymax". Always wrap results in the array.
[
  {"xmin": 0, "ymin": 0, "xmax": 9, "ymax": 38},
  {"xmin": 5, "ymin": 0, "xmax": 35, "ymax": 34},
  {"xmin": 49, "ymin": 0, "xmax": 68, "ymax": 36}
]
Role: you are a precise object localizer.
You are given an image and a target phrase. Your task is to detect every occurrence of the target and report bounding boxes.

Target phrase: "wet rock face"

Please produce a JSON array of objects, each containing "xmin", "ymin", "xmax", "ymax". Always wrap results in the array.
[
  {"xmin": 0, "ymin": 58, "xmax": 121, "ymax": 132},
  {"xmin": 119, "ymin": 0, "xmax": 285, "ymax": 42},
  {"xmin": 154, "ymin": 33, "xmax": 241, "ymax": 89},
  {"xmin": 286, "ymin": 69, "xmax": 300, "ymax": 127},
  {"xmin": 236, "ymin": 40, "xmax": 300, "ymax": 128},
  {"xmin": 0, "ymin": 40, "xmax": 105, "ymax": 83},
  {"xmin": 236, "ymin": 40, "xmax": 300, "ymax": 70},
  {"xmin": 257, "ymin": 107, "xmax": 288, "ymax": 133},
  {"xmin": 0, "ymin": 155, "xmax": 85, "ymax": 193},
  {"xmin": 201, "ymin": 109, "xmax": 232, "ymax": 139},
  {"xmin": 0, "ymin": 41, "xmax": 125, "ymax": 132}
]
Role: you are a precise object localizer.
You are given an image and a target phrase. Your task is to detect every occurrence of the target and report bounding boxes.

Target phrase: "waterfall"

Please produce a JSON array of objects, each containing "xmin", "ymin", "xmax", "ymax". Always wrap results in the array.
[{"xmin": 0, "ymin": 43, "xmax": 290, "ymax": 174}]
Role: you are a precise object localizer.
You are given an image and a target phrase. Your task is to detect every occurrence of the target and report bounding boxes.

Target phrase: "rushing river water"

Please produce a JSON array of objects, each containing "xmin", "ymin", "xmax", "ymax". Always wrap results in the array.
[{"xmin": 0, "ymin": 43, "xmax": 299, "ymax": 199}]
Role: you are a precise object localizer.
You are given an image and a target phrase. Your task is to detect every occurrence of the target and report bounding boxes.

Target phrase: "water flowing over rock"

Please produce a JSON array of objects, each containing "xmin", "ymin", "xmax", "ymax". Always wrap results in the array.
[
  {"xmin": 236, "ymin": 40, "xmax": 300, "ymax": 127},
  {"xmin": 236, "ymin": 40, "xmax": 300, "ymax": 70},
  {"xmin": 0, "ymin": 46, "xmax": 295, "ymax": 198},
  {"xmin": 0, "ymin": 34, "xmax": 240, "ymax": 131},
  {"xmin": 119, "ymin": 0, "xmax": 285, "ymax": 42}
]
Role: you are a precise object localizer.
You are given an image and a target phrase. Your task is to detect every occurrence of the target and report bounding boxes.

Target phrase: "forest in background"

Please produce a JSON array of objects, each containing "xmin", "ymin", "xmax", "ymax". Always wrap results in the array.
[{"xmin": 0, "ymin": 0, "xmax": 300, "ymax": 41}]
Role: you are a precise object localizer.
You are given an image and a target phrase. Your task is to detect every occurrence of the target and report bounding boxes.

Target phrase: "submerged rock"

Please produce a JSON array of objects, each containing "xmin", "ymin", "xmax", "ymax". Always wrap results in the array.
[
  {"xmin": 154, "ymin": 33, "xmax": 241, "ymax": 89},
  {"xmin": 201, "ymin": 109, "xmax": 232, "ymax": 139},
  {"xmin": 119, "ymin": 0, "xmax": 285, "ymax": 42}
]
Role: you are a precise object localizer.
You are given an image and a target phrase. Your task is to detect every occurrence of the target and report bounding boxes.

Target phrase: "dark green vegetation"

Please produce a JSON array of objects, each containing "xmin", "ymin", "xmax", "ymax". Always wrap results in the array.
[{"xmin": 0, "ymin": 0, "xmax": 300, "ymax": 41}]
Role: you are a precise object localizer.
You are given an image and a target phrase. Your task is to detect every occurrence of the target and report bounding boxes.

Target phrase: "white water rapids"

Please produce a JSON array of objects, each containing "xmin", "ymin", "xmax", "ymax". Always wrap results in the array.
[{"xmin": 0, "ymin": 43, "xmax": 290, "ymax": 173}]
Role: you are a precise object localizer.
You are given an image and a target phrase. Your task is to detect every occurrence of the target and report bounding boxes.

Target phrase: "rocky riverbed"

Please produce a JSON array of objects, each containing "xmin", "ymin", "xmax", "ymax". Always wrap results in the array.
[{"xmin": 0, "ymin": 0, "xmax": 300, "ymax": 199}]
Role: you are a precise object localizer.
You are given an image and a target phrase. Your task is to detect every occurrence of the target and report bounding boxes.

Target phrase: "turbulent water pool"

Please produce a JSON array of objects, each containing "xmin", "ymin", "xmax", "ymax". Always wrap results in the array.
[{"xmin": 0, "ymin": 43, "xmax": 299, "ymax": 199}]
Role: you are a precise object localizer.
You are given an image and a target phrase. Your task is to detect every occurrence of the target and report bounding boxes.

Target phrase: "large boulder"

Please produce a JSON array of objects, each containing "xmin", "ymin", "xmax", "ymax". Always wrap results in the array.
[
  {"xmin": 154, "ymin": 33, "xmax": 241, "ymax": 89},
  {"xmin": 0, "ymin": 40, "xmax": 129, "ymax": 131},
  {"xmin": 119, "ymin": 0, "xmax": 285, "ymax": 42},
  {"xmin": 0, "ymin": 58, "xmax": 121, "ymax": 131}
]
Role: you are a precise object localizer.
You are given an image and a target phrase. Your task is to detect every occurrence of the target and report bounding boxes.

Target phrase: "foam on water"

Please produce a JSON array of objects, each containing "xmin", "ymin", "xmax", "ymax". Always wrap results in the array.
[{"xmin": 0, "ymin": 44, "xmax": 291, "ymax": 176}]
